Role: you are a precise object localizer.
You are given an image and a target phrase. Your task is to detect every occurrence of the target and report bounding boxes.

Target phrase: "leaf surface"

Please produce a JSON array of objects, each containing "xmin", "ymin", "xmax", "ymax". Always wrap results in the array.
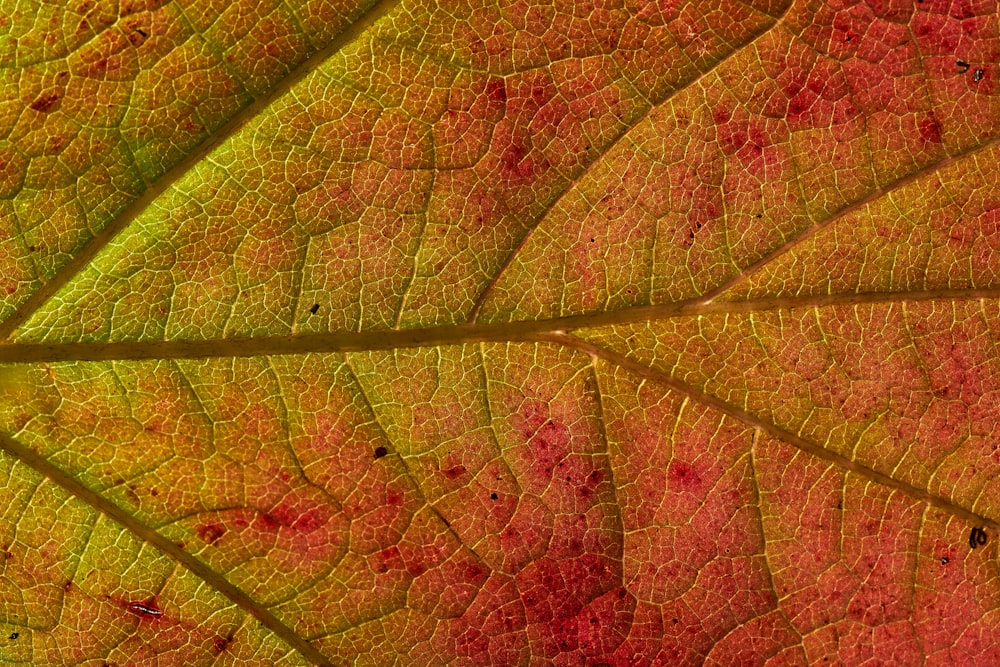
[{"xmin": 1, "ymin": 0, "xmax": 1000, "ymax": 664}]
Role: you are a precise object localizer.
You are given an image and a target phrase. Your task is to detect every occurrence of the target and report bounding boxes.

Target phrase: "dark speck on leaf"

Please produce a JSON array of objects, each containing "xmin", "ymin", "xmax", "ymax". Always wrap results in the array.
[
  {"xmin": 9, "ymin": 632, "xmax": 17, "ymax": 640},
  {"xmin": 957, "ymin": 60, "xmax": 971, "ymax": 73},
  {"xmin": 490, "ymin": 492, "xmax": 498, "ymax": 500},
  {"xmin": 309, "ymin": 303, "xmax": 319, "ymax": 314},
  {"xmin": 941, "ymin": 556, "xmax": 950, "ymax": 564},
  {"xmin": 373, "ymin": 446, "xmax": 388, "ymax": 459},
  {"xmin": 137, "ymin": 28, "xmax": 148, "ymax": 37},
  {"xmin": 974, "ymin": 68, "xmax": 985, "ymax": 82},
  {"xmin": 970, "ymin": 526, "xmax": 988, "ymax": 548}
]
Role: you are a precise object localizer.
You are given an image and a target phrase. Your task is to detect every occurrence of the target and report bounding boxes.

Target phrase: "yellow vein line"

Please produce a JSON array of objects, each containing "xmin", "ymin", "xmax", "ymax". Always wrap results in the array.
[
  {"xmin": 0, "ymin": 0, "xmax": 402, "ymax": 343},
  {"xmin": 548, "ymin": 333, "xmax": 1000, "ymax": 532},
  {"xmin": 0, "ymin": 432, "xmax": 336, "ymax": 667},
  {"xmin": 699, "ymin": 135, "xmax": 1000, "ymax": 304},
  {"xmin": 2, "ymin": 287, "xmax": 997, "ymax": 364},
  {"xmin": 465, "ymin": 2, "xmax": 791, "ymax": 323}
]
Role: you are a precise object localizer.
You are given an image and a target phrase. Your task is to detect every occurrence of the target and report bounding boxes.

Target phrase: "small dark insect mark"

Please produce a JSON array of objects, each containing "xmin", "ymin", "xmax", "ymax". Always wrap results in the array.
[
  {"xmin": 127, "ymin": 601, "xmax": 163, "ymax": 618},
  {"xmin": 9, "ymin": 632, "xmax": 18, "ymax": 640},
  {"xmin": 941, "ymin": 556, "xmax": 950, "ymax": 564},
  {"xmin": 309, "ymin": 303, "xmax": 319, "ymax": 314},
  {"xmin": 490, "ymin": 492, "xmax": 498, "ymax": 500},
  {"xmin": 957, "ymin": 60, "xmax": 971, "ymax": 73},
  {"xmin": 970, "ymin": 527, "xmax": 988, "ymax": 548},
  {"xmin": 213, "ymin": 636, "xmax": 231, "ymax": 653},
  {"xmin": 373, "ymin": 446, "xmax": 388, "ymax": 459},
  {"xmin": 136, "ymin": 28, "xmax": 148, "ymax": 37},
  {"xmin": 974, "ymin": 68, "xmax": 985, "ymax": 82}
]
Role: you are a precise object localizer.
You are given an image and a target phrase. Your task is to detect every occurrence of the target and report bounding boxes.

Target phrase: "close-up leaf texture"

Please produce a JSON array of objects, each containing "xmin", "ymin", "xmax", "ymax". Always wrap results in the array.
[{"xmin": 1, "ymin": 0, "xmax": 999, "ymax": 663}]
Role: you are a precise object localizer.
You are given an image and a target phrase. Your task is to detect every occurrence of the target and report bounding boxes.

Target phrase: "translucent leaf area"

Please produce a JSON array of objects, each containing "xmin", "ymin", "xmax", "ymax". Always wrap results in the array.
[{"xmin": 1, "ymin": 0, "xmax": 1000, "ymax": 663}]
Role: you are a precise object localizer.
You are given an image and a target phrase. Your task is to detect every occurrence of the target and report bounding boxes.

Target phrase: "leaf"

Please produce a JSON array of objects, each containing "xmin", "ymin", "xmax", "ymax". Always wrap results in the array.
[{"xmin": 1, "ymin": 0, "xmax": 999, "ymax": 663}]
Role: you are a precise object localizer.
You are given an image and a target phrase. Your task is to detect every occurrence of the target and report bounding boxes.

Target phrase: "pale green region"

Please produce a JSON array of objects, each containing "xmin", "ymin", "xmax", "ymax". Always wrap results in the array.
[
  {"xmin": 1, "ymin": 361, "xmax": 176, "ymax": 494},
  {"xmin": 0, "ymin": 200, "xmax": 36, "ymax": 323},
  {"xmin": 15, "ymin": 138, "xmax": 146, "ymax": 271},
  {"xmin": 123, "ymin": 32, "xmax": 254, "ymax": 182}
]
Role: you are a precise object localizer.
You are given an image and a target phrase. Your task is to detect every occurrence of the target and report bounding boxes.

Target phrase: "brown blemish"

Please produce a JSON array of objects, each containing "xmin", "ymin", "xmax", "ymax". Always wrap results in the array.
[{"xmin": 30, "ymin": 92, "xmax": 61, "ymax": 113}]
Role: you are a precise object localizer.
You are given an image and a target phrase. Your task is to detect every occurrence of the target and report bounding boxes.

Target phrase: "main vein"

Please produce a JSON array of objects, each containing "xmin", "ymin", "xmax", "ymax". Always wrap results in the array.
[{"xmin": 1, "ymin": 287, "xmax": 996, "ymax": 363}]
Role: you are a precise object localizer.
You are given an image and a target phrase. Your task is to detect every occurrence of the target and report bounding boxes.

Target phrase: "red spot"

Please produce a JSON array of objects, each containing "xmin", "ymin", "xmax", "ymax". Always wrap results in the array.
[
  {"xmin": 258, "ymin": 512, "xmax": 284, "ymax": 530},
  {"xmin": 501, "ymin": 141, "xmax": 532, "ymax": 180},
  {"xmin": 127, "ymin": 601, "xmax": 163, "ymax": 619},
  {"xmin": 213, "ymin": 636, "xmax": 231, "ymax": 653},
  {"xmin": 292, "ymin": 510, "xmax": 326, "ymax": 533},
  {"xmin": 196, "ymin": 523, "xmax": 226, "ymax": 544},
  {"xmin": 385, "ymin": 487, "xmax": 403, "ymax": 506},
  {"xmin": 374, "ymin": 546, "xmax": 405, "ymax": 574},
  {"xmin": 30, "ymin": 92, "xmax": 60, "ymax": 113},
  {"xmin": 486, "ymin": 78, "xmax": 507, "ymax": 103},
  {"xmin": 668, "ymin": 460, "xmax": 702, "ymax": 491},
  {"xmin": 442, "ymin": 465, "xmax": 467, "ymax": 480},
  {"xmin": 919, "ymin": 116, "xmax": 943, "ymax": 143},
  {"xmin": 530, "ymin": 420, "xmax": 570, "ymax": 473}
]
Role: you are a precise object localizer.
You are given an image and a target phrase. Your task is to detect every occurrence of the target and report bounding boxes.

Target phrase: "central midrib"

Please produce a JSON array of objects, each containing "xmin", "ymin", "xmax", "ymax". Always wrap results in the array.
[{"xmin": 1, "ymin": 286, "xmax": 996, "ymax": 363}]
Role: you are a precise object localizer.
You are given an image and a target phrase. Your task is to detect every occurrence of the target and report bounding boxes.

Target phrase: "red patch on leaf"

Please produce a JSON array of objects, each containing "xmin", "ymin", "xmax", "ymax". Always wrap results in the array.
[
  {"xmin": 29, "ymin": 92, "xmax": 60, "ymax": 113},
  {"xmin": 668, "ymin": 460, "xmax": 703, "ymax": 492},
  {"xmin": 252, "ymin": 497, "xmax": 331, "ymax": 535},
  {"xmin": 196, "ymin": 523, "xmax": 225, "ymax": 544},
  {"xmin": 442, "ymin": 464, "xmax": 467, "ymax": 480},
  {"xmin": 919, "ymin": 116, "xmax": 943, "ymax": 143}
]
